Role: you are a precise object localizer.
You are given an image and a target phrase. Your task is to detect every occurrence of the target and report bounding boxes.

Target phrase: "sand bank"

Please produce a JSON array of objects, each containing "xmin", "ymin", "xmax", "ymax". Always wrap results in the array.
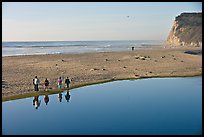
[{"xmin": 2, "ymin": 46, "xmax": 202, "ymax": 101}]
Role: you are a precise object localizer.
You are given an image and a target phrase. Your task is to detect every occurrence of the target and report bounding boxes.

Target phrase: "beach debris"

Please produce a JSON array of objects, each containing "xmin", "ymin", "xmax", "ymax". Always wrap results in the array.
[
  {"xmin": 149, "ymin": 71, "xmax": 153, "ymax": 73},
  {"xmin": 118, "ymin": 59, "xmax": 121, "ymax": 61},
  {"xmin": 2, "ymin": 80, "xmax": 8, "ymax": 88},
  {"xmin": 56, "ymin": 64, "xmax": 58, "ymax": 66},
  {"xmin": 161, "ymin": 56, "xmax": 165, "ymax": 58},
  {"xmin": 90, "ymin": 68, "xmax": 99, "ymax": 71},
  {"xmin": 181, "ymin": 60, "xmax": 184, "ymax": 62},
  {"xmin": 102, "ymin": 68, "xmax": 106, "ymax": 71},
  {"xmin": 135, "ymin": 55, "xmax": 140, "ymax": 59},
  {"xmin": 170, "ymin": 71, "xmax": 175, "ymax": 74},
  {"xmin": 105, "ymin": 59, "xmax": 109, "ymax": 61},
  {"xmin": 173, "ymin": 58, "xmax": 177, "ymax": 60},
  {"xmin": 112, "ymin": 77, "xmax": 116, "ymax": 80},
  {"xmin": 61, "ymin": 59, "xmax": 65, "ymax": 62},
  {"xmin": 155, "ymin": 60, "xmax": 158, "ymax": 62},
  {"xmin": 123, "ymin": 66, "xmax": 127, "ymax": 68},
  {"xmin": 135, "ymin": 74, "xmax": 139, "ymax": 77},
  {"xmin": 135, "ymin": 55, "xmax": 149, "ymax": 60},
  {"xmin": 139, "ymin": 57, "xmax": 146, "ymax": 60}
]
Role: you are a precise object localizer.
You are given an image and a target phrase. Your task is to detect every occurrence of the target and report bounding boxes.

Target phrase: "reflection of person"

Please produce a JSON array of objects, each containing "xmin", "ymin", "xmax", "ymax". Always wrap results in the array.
[
  {"xmin": 44, "ymin": 78, "xmax": 49, "ymax": 91},
  {"xmin": 34, "ymin": 76, "xmax": 40, "ymax": 91},
  {"xmin": 65, "ymin": 77, "xmax": 71, "ymax": 88},
  {"xmin": 58, "ymin": 93, "xmax": 62, "ymax": 102},
  {"xmin": 33, "ymin": 96, "xmax": 41, "ymax": 109},
  {"xmin": 33, "ymin": 96, "xmax": 38, "ymax": 106},
  {"xmin": 57, "ymin": 77, "xmax": 62, "ymax": 89},
  {"xmin": 44, "ymin": 95, "xmax": 49, "ymax": 105},
  {"xmin": 65, "ymin": 90, "xmax": 71, "ymax": 102}
]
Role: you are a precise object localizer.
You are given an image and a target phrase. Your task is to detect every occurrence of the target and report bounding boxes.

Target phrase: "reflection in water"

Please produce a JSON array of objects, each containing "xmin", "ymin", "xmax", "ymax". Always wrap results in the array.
[
  {"xmin": 32, "ymin": 96, "xmax": 41, "ymax": 109},
  {"xmin": 65, "ymin": 90, "xmax": 71, "ymax": 102},
  {"xmin": 44, "ymin": 95, "xmax": 49, "ymax": 105},
  {"xmin": 4, "ymin": 77, "xmax": 202, "ymax": 135},
  {"xmin": 58, "ymin": 93, "xmax": 62, "ymax": 102},
  {"xmin": 31, "ymin": 90, "xmax": 71, "ymax": 108}
]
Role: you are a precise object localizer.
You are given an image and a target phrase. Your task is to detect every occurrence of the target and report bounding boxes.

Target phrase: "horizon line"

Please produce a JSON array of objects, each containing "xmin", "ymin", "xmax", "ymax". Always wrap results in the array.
[{"xmin": 2, "ymin": 39, "xmax": 165, "ymax": 42}]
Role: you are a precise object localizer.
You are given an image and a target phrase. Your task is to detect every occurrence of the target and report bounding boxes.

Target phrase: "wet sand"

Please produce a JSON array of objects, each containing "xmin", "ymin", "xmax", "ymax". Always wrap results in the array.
[{"xmin": 2, "ymin": 46, "xmax": 202, "ymax": 99}]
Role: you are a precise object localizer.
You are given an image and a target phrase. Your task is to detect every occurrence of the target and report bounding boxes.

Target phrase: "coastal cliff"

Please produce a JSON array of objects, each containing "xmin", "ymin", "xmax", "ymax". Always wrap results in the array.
[{"xmin": 166, "ymin": 13, "xmax": 202, "ymax": 47}]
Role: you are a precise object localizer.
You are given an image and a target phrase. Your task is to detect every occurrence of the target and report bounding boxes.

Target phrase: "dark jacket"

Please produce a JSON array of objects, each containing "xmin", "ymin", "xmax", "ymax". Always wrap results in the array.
[{"xmin": 65, "ymin": 79, "xmax": 70, "ymax": 84}]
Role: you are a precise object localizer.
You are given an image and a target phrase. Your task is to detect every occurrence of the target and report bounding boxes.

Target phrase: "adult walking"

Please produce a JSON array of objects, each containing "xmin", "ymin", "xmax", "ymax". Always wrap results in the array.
[
  {"xmin": 65, "ymin": 77, "xmax": 71, "ymax": 88},
  {"xmin": 131, "ymin": 46, "xmax": 134, "ymax": 51},
  {"xmin": 44, "ymin": 78, "xmax": 49, "ymax": 91},
  {"xmin": 57, "ymin": 77, "xmax": 63, "ymax": 89},
  {"xmin": 34, "ymin": 76, "xmax": 40, "ymax": 91}
]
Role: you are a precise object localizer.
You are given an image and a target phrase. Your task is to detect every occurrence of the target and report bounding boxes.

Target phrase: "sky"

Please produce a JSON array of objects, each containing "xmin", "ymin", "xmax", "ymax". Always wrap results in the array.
[{"xmin": 2, "ymin": 2, "xmax": 202, "ymax": 42}]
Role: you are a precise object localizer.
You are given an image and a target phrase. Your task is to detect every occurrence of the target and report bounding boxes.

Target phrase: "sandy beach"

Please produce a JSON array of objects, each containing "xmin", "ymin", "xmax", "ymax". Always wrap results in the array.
[{"xmin": 2, "ymin": 46, "xmax": 202, "ymax": 100}]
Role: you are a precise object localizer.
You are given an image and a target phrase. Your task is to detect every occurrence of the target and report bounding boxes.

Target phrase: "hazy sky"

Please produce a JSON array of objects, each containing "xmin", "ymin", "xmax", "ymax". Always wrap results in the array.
[{"xmin": 2, "ymin": 2, "xmax": 202, "ymax": 41}]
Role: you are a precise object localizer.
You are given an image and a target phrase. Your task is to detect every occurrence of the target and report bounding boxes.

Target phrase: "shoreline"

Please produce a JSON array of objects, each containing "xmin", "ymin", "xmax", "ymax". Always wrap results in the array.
[
  {"xmin": 2, "ymin": 74, "xmax": 202, "ymax": 102},
  {"xmin": 2, "ymin": 46, "xmax": 202, "ymax": 102},
  {"xmin": 2, "ymin": 44, "xmax": 164, "ymax": 57}
]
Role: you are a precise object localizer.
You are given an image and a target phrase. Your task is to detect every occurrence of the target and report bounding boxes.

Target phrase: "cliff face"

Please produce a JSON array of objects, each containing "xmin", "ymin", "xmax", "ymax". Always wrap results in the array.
[{"xmin": 166, "ymin": 13, "xmax": 202, "ymax": 47}]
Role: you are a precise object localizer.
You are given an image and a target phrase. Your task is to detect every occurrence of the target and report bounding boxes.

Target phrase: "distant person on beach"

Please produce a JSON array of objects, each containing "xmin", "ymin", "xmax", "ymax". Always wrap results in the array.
[
  {"xmin": 34, "ymin": 76, "xmax": 40, "ymax": 91},
  {"xmin": 65, "ymin": 77, "xmax": 71, "ymax": 88},
  {"xmin": 44, "ymin": 95, "xmax": 49, "ymax": 105},
  {"xmin": 58, "ymin": 93, "xmax": 62, "ymax": 102},
  {"xmin": 57, "ymin": 77, "xmax": 63, "ymax": 89},
  {"xmin": 132, "ymin": 46, "xmax": 134, "ymax": 51},
  {"xmin": 44, "ymin": 78, "xmax": 49, "ymax": 91},
  {"xmin": 65, "ymin": 90, "xmax": 71, "ymax": 102}
]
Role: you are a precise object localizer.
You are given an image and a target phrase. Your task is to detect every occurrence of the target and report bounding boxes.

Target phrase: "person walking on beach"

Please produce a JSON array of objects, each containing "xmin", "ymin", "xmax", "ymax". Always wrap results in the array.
[
  {"xmin": 131, "ymin": 46, "xmax": 134, "ymax": 51},
  {"xmin": 57, "ymin": 77, "xmax": 63, "ymax": 89},
  {"xmin": 34, "ymin": 76, "xmax": 40, "ymax": 91},
  {"xmin": 65, "ymin": 77, "xmax": 71, "ymax": 89},
  {"xmin": 44, "ymin": 78, "xmax": 49, "ymax": 91}
]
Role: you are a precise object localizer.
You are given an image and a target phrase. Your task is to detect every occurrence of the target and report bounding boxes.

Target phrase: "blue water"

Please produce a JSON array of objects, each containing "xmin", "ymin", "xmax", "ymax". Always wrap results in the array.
[
  {"xmin": 2, "ymin": 76, "xmax": 202, "ymax": 135},
  {"xmin": 2, "ymin": 40, "xmax": 163, "ymax": 56}
]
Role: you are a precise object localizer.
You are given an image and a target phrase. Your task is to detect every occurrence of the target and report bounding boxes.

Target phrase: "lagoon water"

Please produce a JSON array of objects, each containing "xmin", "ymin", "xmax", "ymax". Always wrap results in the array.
[{"xmin": 2, "ymin": 76, "xmax": 202, "ymax": 135}]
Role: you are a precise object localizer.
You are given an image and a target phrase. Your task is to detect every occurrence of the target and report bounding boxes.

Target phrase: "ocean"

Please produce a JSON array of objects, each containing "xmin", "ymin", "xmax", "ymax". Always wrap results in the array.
[{"xmin": 2, "ymin": 40, "xmax": 164, "ymax": 56}]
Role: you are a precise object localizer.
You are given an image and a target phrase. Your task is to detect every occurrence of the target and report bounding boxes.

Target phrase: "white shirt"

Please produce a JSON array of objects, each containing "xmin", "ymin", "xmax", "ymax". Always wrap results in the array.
[{"xmin": 34, "ymin": 78, "xmax": 39, "ymax": 85}]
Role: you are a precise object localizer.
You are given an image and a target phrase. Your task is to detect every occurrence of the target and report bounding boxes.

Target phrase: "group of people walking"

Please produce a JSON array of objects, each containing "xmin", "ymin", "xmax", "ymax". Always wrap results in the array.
[{"xmin": 33, "ymin": 76, "xmax": 71, "ymax": 91}]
